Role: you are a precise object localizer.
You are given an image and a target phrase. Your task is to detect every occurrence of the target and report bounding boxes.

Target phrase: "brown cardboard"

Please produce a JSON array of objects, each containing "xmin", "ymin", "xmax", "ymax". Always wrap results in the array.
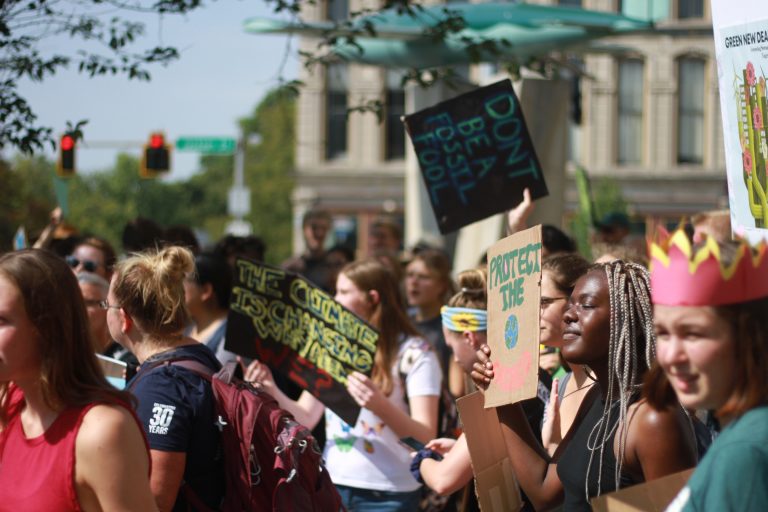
[
  {"xmin": 457, "ymin": 391, "xmax": 522, "ymax": 512},
  {"xmin": 485, "ymin": 225, "xmax": 543, "ymax": 408},
  {"xmin": 590, "ymin": 469, "xmax": 694, "ymax": 512}
]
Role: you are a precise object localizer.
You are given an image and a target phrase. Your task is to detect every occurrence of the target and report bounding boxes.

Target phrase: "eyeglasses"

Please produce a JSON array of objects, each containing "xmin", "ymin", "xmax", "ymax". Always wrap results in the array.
[
  {"xmin": 540, "ymin": 296, "xmax": 568, "ymax": 308},
  {"xmin": 66, "ymin": 255, "xmax": 102, "ymax": 273},
  {"xmin": 98, "ymin": 300, "xmax": 121, "ymax": 311}
]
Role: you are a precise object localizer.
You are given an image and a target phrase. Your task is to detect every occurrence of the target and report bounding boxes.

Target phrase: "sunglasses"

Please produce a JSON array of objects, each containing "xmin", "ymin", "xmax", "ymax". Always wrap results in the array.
[{"xmin": 65, "ymin": 255, "xmax": 102, "ymax": 273}]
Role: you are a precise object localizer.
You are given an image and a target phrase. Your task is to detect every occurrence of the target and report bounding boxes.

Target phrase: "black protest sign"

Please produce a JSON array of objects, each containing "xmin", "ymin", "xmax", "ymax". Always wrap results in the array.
[
  {"xmin": 225, "ymin": 258, "xmax": 378, "ymax": 426},
  {"xmin": 404, "ymin": 79, "xmax": 548, "ymax": 234}
]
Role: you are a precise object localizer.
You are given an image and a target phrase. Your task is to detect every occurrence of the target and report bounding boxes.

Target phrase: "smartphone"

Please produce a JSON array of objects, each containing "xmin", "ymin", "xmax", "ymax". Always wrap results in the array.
[{"xmin": 399, "ymin": 436, "xmax": 425, "ymax": 451}]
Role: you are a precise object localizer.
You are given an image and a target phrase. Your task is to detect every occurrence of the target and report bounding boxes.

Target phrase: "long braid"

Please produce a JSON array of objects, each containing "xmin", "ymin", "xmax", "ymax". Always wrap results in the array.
[{"xmin": 584, "ymin": 260, "xmax": 655, "ymax": 501}]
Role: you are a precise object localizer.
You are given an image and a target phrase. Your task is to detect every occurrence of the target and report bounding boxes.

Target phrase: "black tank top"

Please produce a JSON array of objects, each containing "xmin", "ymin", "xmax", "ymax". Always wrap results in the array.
[{"xmin": 556, "ymin": 393, "xmax": 641, "ymax": 511}]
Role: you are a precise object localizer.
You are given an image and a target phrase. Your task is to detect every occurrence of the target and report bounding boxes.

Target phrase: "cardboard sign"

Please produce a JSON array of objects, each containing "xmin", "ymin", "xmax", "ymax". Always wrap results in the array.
[
  {"xmin": 485, "ymin": 225, "xmax": 542, "ymax": 408},
  {"xmin": 711, "ymin": 3, "xmax": 768, "ymax": 243},
  {"xmin": 590, "ymin": 469, "xmax": 694, "ymax": 512},
  {"xmin": 225, "ymin": 258, "xmax": 378, "ymax": 425},
  {"xmin": 404, "ymin": 79, "xmax": 548, "ymax": 234},
  {"xmin": 457, "ymin": 391, "xmax": 522, "ymax": 512}
]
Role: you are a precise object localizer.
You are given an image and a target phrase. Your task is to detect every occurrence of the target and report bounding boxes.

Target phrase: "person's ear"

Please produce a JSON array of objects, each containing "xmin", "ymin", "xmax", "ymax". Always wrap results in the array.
[
  {"xmin": 464, "ymin": 330, "xmax": 480, "ymax": 350},
  {"xmin": 368, "ymin": 290, "xmax": 380, "ymax": 306},
  {"xmin": 200, "ymin": 282, "xmax": 215, "ymax": 303},
  {"xmin": 119, "ymin": 308, "xmax": 133, "ymax": 335}
]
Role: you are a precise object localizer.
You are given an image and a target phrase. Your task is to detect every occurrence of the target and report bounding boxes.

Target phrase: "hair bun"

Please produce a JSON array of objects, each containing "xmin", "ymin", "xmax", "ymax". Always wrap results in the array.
[{"xmin": 155, "ymin": 246, "xmax": 195, "ymax": 283}]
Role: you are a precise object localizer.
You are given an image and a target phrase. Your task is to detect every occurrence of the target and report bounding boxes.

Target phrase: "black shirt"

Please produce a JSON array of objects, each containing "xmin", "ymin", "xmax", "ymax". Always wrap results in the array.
[
  {"xmin": 129, "ymin": 343, "xmax": 225, "ymax": 511},
  {"xmin": 557, "ymin": 391, "xmax": 641, "ymax": 511}
]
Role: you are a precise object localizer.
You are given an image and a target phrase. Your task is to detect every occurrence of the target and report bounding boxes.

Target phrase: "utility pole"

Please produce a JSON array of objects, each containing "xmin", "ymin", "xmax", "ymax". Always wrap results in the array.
[{"xmin": 226, "ymin": 133, "xmax": 261, "ymax": 236}]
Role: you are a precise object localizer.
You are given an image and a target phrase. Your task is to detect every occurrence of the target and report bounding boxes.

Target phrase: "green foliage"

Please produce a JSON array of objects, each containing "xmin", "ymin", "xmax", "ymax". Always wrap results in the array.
[
  {"xmin": 0, "ymin": 156, "xmax": 57, "ymax": 251},
  {"xmin": 570, "ymin": 175, "xmax": 629, "ymax": 258},
  {"xmin": 2, "ymin": 87, "xmax": 295, "ymax": 262},
  {"xmin": 1, "ymin": 0, "xmax": 182, "ymax": 153}
]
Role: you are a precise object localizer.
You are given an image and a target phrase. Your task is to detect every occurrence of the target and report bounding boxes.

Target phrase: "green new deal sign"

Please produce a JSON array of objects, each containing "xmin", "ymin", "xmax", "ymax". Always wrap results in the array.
[{"xmin": 176, "ymin": 137, "xmax": 236, "ymax": 154}]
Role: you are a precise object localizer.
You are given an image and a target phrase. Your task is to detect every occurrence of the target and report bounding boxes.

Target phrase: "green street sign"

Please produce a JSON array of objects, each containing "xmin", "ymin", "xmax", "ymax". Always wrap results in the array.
[{"xmin": 176, "ymin": 137, "xmax": 236, "ymax": 154}]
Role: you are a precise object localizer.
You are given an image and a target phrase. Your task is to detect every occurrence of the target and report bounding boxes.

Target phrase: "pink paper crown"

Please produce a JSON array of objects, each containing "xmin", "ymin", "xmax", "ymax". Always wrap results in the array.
[{"xmin": 649, "ymin": 228, "xmax": 768, "ymax": 306}]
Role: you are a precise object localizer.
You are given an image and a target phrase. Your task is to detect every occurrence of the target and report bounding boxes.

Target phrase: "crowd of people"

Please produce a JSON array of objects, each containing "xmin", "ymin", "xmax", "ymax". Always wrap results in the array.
[{"xmin": 0, "ymin": 198, "xmax": 765, "ymax": 512}]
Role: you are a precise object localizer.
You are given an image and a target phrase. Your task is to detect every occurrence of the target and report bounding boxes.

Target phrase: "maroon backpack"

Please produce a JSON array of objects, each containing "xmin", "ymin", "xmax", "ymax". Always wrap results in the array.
[{"xmin": 151, "ymin": 359, "xmax": 343, "ymax": 512}]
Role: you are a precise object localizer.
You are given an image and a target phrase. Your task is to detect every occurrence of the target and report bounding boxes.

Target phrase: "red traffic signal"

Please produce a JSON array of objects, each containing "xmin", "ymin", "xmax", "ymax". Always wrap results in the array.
[
  {"xmin": 57, "ymin": 133, "xmax": 76, "ymax": 177},
  {"xmin": 140, "ymin": 131, "xmax": 171, "ymax": 178}
]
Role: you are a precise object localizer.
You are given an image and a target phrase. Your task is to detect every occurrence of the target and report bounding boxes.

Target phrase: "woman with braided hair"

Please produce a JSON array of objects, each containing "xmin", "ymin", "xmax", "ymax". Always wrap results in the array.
[{"xmin": 473, "ymin": 260, "xmax": 698, "ymax": 510}]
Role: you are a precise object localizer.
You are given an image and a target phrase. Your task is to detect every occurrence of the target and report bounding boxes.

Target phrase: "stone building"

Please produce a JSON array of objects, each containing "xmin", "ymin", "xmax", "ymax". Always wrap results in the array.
[{"xmin": 290, "ymin": 0, "xmax": 721, "ymax": 257}]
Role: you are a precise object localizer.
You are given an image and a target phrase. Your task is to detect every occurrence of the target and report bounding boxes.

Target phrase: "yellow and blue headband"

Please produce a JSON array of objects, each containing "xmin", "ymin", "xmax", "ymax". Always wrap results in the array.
[{"xmin": 440, "ymin": 306, "xmax": 487, "ymax": 332}]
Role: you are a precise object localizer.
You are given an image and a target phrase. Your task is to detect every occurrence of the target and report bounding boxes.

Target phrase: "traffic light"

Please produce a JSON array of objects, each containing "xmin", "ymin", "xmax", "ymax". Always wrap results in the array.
[
  {"xmin": 140, "ymin": 132, "xmax": 171, "ymax": 178},
  {"xmin": 57, "ymin": 133, "xmax": 77, "ymax": 177}
]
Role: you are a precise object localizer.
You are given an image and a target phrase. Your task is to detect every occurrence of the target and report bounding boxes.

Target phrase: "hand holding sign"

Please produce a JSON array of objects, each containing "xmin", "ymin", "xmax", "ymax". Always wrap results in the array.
[
  {"xmin": 346, "ymin": 371, "xmax": 388, "ymax": 413},
  {"xmin": 244, "ymin": 360, "xmax": 276, "ymax": 391}
]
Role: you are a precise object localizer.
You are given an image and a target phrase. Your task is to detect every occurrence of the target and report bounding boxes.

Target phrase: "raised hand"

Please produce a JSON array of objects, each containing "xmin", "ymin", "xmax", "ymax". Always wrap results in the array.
[{"xmin": 541, "ymin": 378, "xmax": 562, "ymax": 455}]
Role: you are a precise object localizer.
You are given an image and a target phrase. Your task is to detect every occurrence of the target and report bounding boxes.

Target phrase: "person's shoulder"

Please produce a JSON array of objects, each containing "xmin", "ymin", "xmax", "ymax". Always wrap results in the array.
[
  {"xmin": 628, "ymin": 398, "xmax": 689, "ymax": 434},
  {"xmin": 78, "ymin": 403, "xmax": 143, "ymax": 451},
  {"xmin": 399, "ymin": 334, "xmax": 433, "ymax": 354}
]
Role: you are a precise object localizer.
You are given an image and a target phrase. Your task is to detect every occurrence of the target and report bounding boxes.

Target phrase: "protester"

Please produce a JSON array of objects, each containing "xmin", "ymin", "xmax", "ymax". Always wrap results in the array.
[
  {"xmin": 596, "ymin": 211, "xmax": 631, "ymax": 244},
  {"xmin": 414, "ymin": 268, "xmax": 488, "ymax": 501},
  {"xmin": 404, "ymin": 248, "xmax": 459, "ymax": 393},
  {"xmin": 185, "ymin": 251, "xmax": 238, "ymax": 365},
  {"xmin": 324, "ymin": 244, "xmax": 355, "ymax": 295},
  {"xmin": 538, "ymin": 253, "xmax": 593, "ymax": 455},
  {"xmin": 122, "ymin": 217, "xmax": 164, "ymax": 254},
  {"xmin": 245, "ymin": 259, "xmax": 441, "ymax": 510},
  {"xmin": 0, "ymin": 249, "xmax": 156, "ymax": 510},
  {"xmin": 109, "ymin": 246, "xmax": 224, "ymax": 511},
  {"xmin": 691, "ymin": 209, "xmax": 731, "ymax": 244},
  {"xmin": 163, "ymin": 225, "xmax": 201, "ymax": 254},
  {"xmin": 77, "ymin": 271, "xmax": 139, "ymax": 371},
  {"xmin": 648, "ymin": 229, "xmax": 768, "ymax": 510},
  {"xmin": 473, "ymin": 260, "xmax": 698, "ymax": 510},
  {"xmin": 369, "ymin": 215, "xmax": 402, "ymax": 255},
  {"xmin": 282, "ymin": 208, "xmax": 332, "ymax": 290},
  {"xmin": 66, "ymin": 235, "xmax": 118, "ymax": 280},
  {"xmin": 213, "ymin": 233, "xmax": 267, "ymax": 269},
  {"xmin": 417, "ymin": 255, "xmax": 590, "ymax": 499}
]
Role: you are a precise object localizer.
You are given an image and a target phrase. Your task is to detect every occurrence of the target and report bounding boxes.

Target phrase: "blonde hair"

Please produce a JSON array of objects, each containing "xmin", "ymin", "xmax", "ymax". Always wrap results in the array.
[
  {"xmin": 447, "ymin": 267, "xmax": 488, "ymax": 311},
  {"xmin": 112, "ymin": 246, "xmax": 194, "ymax": 338}
]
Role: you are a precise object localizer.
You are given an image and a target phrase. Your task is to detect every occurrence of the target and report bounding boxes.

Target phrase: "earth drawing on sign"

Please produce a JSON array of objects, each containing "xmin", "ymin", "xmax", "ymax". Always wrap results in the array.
[{"xmin": 504, "ymin": 314, "xmax": 519, "ymax": 349}]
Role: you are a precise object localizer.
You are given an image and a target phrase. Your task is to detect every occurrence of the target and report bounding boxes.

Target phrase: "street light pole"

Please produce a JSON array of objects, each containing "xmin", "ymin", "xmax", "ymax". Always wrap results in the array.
[{"xmin": 226, "ymin": 133, "xmax": 261, "ymax": 236}]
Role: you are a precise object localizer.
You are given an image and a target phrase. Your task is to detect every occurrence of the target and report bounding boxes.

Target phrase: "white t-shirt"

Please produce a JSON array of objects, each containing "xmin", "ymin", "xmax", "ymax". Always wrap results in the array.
[{"xmin": 323, "ymin": 335, "xmax": 442, "ymax": 492}]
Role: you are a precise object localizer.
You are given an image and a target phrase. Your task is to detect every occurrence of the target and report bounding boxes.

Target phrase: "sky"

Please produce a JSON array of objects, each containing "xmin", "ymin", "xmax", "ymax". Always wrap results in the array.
[{"xmin": 11, "ymin": 1, "xmax": 299, "ymax": 180}]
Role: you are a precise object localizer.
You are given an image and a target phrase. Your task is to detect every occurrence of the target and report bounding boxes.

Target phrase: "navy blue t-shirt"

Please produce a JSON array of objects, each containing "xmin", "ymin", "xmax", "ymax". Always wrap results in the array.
[{"xmin": 129, "ymin": 343, "xmax": 224, "ymax": 511}]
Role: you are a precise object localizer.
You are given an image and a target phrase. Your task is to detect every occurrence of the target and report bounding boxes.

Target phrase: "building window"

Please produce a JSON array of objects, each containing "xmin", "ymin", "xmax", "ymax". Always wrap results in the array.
[
  {"xmin": 678, "ymin": 0, "xmax": 704, "ymax": 19},
  {"xmin": 385, "ymin": 70, "xmax": 406, "ymax": 160},
  {"xmin": 677, "ymin": 57, "xmax": 705, "ymax": 164},
  {"xmin": 326, "ymin": 63, "xmax": 348, "ymax": 160},
  {"xmin": 617, "ymin": 59, "xmax": 644, "ymax": 165},
  {"xmin": 327, "ymin": 0, "xmax": 348, "ymax": 22}
]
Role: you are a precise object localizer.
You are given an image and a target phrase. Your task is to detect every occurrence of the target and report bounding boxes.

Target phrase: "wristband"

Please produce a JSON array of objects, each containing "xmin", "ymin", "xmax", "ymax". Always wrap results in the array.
[{"xmin": 410, "ymin": 448, "xmax": 443, "ymax": 484}]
